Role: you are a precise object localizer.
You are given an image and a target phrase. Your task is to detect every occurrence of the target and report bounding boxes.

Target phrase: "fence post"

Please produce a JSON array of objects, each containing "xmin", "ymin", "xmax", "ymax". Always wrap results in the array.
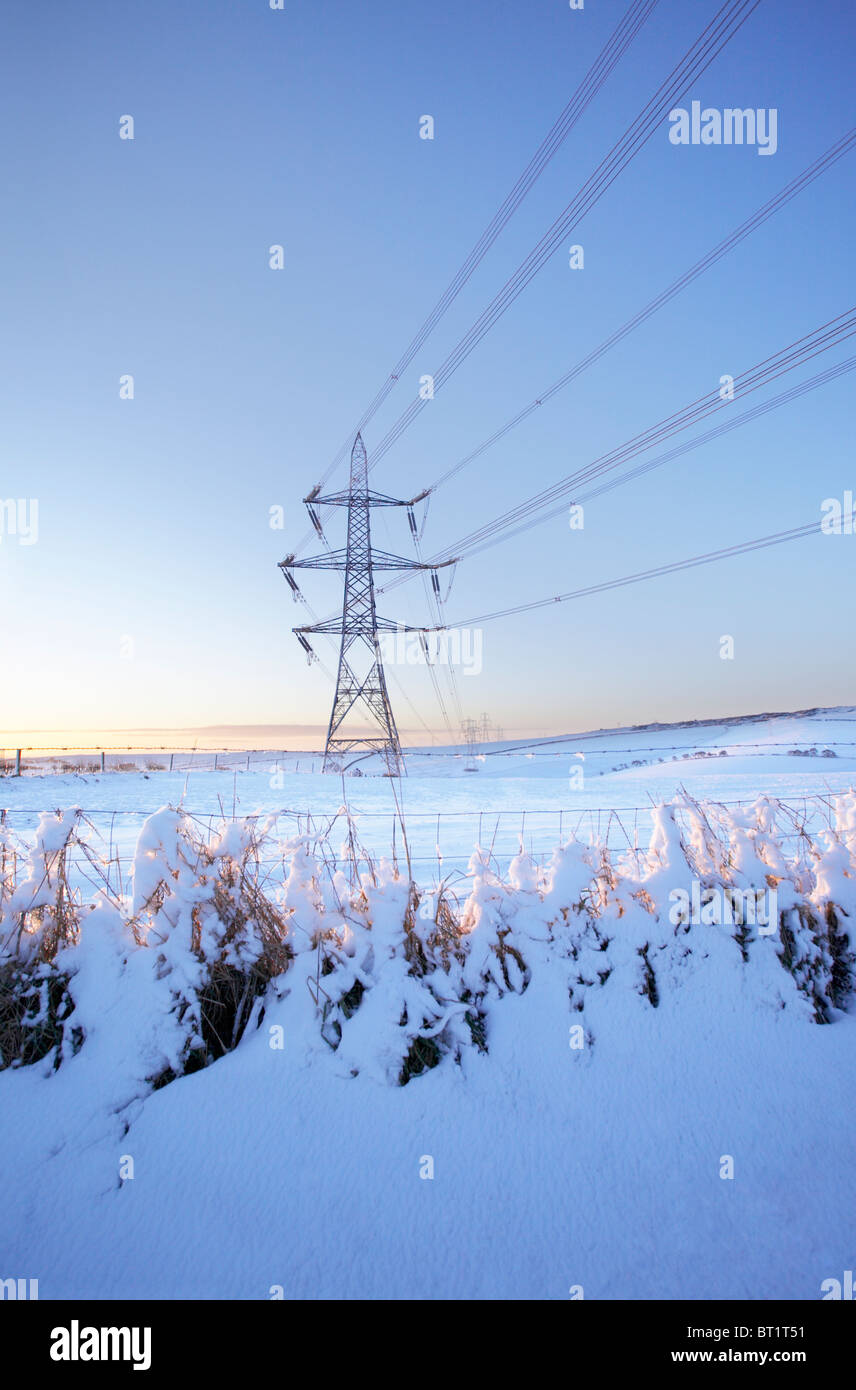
[
  {"xmin": 214, "ymin": 753, "xmax": 219, "ymax": 771},
  {"xmin": 15, "ymin": 748, "xmax": 21, "ymax": 776},
  {"xmin": 100, "ymin": 751, "xmax": 105, "ymax": 773},
  {"xmin": 169, "ymin": 754, "xmax": 174, "ymax": 772}
]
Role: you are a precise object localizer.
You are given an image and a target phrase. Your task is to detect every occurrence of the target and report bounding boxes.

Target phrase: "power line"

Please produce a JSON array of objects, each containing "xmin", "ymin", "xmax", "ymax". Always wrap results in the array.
[
  {"xmin": 383, "ymin": 310, "xmax": 856, "ymax": 577},
  {"xmin": 293, "ymin": 0, "xmax": 662, "ymax": 551},
  {"xmin": 284, "ymin": 0, "xmax": 763, "ymax": 715},
  {"xmin": 364, "ymin": 0, "xmax": 762, "ymax": 477},
  {"xmin": 562, "ymin": 355, "xmax": 856, "ymax": 515},
  {"xmin": 317, "ymin": 345, "xmax": 854, "ymax": 637},
  {"xmin": 445, "ymin": 352, "xmax": 856, "ymax": 566},
  {"xmin": 421, "ymin": 127, "xmax": 856, "ymax": 497},
  {"xmin": 412, "ymin": 531, "xmax": 465, "ymax": 730},
  {"xmin": 440, "ymin": 511, "xmax": 856, "ymax": 629}
]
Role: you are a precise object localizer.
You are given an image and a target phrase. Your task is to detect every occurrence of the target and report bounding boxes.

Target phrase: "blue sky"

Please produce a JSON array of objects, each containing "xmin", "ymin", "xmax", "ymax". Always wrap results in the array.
[{"xmin": 1, "ymin": 0, "xmax": 854, "ymax": 739}]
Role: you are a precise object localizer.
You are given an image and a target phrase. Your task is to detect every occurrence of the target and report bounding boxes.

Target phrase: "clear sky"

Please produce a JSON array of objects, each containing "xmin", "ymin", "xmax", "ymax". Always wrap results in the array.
[{"xmin": 1, "ymin": 0, "xmax": 854, "ymax": 741}]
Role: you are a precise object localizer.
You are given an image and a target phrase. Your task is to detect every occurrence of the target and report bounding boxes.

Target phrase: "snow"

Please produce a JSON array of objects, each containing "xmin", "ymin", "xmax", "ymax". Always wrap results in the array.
[{"xmin": 1, "ymin": 706, "xmax": 855, "ymax": 1300}]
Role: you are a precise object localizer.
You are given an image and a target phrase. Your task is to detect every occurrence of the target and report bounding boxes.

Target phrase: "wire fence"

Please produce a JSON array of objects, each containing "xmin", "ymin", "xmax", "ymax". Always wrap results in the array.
[
  {"xmin": 0, "ymin": 793, "xmax": 847, "ymax": 895},
  {"xmin": 0, "ymin": 750, "xmax": 328, "ymax": 776}
]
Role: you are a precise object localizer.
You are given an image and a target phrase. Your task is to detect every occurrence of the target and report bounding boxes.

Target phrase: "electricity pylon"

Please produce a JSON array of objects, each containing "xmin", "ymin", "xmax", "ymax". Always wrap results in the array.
[
  {"xmin": 461, "ymin": 717, "xmax": 480, "ymax": 773},
  {"xmin": 279, "ymin": 434, "xmax": 454, "ymax": 776}
]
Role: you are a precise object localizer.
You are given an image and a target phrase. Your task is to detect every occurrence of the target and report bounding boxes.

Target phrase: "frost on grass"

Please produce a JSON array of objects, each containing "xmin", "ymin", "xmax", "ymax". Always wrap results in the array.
[{"xmin": 0, "ymin": 793, "xmax": 854, "ymax": 1088}]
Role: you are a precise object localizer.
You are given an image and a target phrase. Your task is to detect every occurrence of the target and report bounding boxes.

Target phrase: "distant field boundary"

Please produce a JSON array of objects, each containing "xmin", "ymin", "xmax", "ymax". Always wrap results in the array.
[{"xmin": 1, "ymin": 739, "xmax": 854, "ymax": 778}]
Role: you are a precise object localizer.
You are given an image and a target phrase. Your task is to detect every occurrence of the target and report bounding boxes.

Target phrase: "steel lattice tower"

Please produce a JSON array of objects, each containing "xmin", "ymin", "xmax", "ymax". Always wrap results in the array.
[{"xmin": 280, "ymin": 434, "xmax": 454, "ymax": 776}]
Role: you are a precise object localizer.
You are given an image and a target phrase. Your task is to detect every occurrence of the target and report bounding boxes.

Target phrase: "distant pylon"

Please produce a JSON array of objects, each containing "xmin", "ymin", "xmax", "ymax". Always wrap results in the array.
[
  {"xmin": 280, "ymin": 434, "xmax": 455, "ymax": 776},
  {"xmin": 461, "ymin": 717, "xmax": 480, "ymax": 772}
]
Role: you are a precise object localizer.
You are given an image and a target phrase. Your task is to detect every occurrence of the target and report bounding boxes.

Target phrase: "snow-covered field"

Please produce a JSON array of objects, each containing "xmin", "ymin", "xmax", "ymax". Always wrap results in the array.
[
  {"xmin": 4, "ymin": 706, "xmax": 856, "ymax": 877},
  {"xmin": 1, "ymin": 706, "xmax": 855, "ymax": 1300}
]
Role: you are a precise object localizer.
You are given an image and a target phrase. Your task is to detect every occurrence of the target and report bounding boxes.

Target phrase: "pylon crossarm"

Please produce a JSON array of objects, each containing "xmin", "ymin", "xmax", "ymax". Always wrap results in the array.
[
  {"xmin": 283, "ymin": 548, "xmax": 438, "ymax": 572},
  {"xmin": 281, "ymin": 551, "xmax": 348, "ymax": 571},
  {"xmin": 369, "ymin": 548, "xmax": 443, "ymax": 570},
  {"xmin": 293, "ymin": 619, "xmax": 430, "ymax": 636},
  {"xmin": 309, "ymin": 488, "xmax": 422, "ymax": 508}
]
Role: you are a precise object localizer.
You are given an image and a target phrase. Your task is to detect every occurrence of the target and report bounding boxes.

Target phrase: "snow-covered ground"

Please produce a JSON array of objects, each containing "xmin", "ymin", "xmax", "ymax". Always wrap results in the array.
[{"xmin": 1, "ymin": 706, "xmax": 854, "ymax": 1301}]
